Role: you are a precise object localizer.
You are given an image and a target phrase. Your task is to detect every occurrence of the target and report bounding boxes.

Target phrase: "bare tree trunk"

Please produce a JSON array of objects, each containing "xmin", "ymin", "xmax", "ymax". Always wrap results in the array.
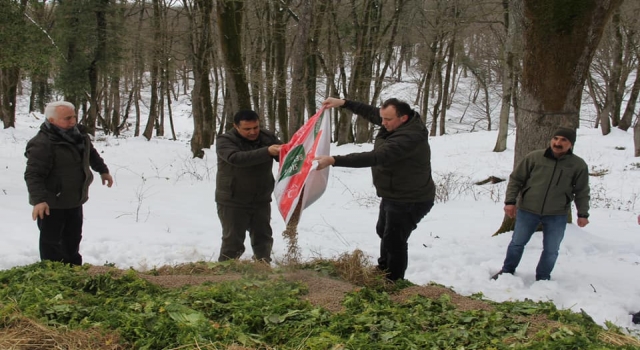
[
  {"xmin": 132, "ymin": 0, "xmax": 145, "ymax": 137},
  {"xmin": 371, "ymin": 0, "xmax": 404, "ymax": 103},
  {"xmin": 0, "ymin": 67, "xmax": 19, "ymax": 129},
  {"xmin": 264, "ymin": 3, "xmax": 276, "ymax": 131},
  {"xmin": 186, "ymin": 0, "xmax": 215, "ymax": 157},
  {"xmin": 143, "ymin": 0, "xmax": 162, "ymax": 140},
  {"xmin": 328, "ymin": 0, "xmax": 353, "ymax": 146},
  {"xmin": 430, "ymin": 43, "xmax": 444, "ymax": 136},
  {"xmin": 29, "ymin": 72, "xmax": 50, "ymax": 114},
  {"xmin": 305, "ymin": 1, "xmax": 327, "ymax": 117},
  {"xmin": 166, "ymin": 68, "xmax": 177, "ymax": 140},
  {"xmin": 421, "ymin": 38, "xmax": 439, "ymax": 124},
  {"xmin": 86, "ymin": 0, "xmax": 109, "ymax": 136},
  {"xmin": 439, "ymin": 36, "xmax": 455, "ymax": 136},
  {"xmin": 634, "ymin": 117, "xmax": 640, "ymax": 156},
  {"xmin": 289, "ymin": 1, "xmax": 312, "ymax": 137},
  {"xmin": 274, "ymin": 4, "xmax": 289, "ymax": 139},
  {"xmin": 217, "ymin": 0, "xmax": 252, "ymax": 122},
  {"xmin": 110, "ymin": 74, "xmax": 121, "ymax": 136},
  {"xmin": 618, "ymin": 55, "xmax": 640, "ymax": 131},
  {"xmin": 493, "ymin": 0, "xmax": 516, "ymax": 152},
  {"xmin": 351, "ymin": 0, "xmax": 381, "ymax": 143}
]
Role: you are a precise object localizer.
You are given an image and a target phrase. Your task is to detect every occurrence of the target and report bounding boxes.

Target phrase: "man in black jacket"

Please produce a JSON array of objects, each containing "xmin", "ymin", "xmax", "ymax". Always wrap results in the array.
[
  {"xmin": 315, "ymin": 97, "xmax": 436, "ymax": 281},
  {"xmin": 215, "ymin": 110, "xmax": 282, "ymax": 263},
  {"xmin": 25, "ymin": 101, "xmax": 113, "ymax": 266}
]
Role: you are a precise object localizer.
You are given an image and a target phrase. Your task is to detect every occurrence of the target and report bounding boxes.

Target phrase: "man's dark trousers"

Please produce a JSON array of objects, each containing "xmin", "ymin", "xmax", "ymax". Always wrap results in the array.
[
  {"xmin": 376, "ymin": 199, "xmax": 433, "ymax": 280},
  {"xmin": 217, "ymin": 203, "xmax": 273, "ymax": 262},
  {"xmin": 38, "ymin": 206, "xmax": 83, "ymax": 266}
]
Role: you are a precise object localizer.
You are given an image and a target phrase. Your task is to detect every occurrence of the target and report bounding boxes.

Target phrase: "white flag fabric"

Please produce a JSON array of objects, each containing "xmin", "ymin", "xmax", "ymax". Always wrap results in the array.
[{"xmin": 274, "ymin": 108, "xmax": 331, "ymax": 224}]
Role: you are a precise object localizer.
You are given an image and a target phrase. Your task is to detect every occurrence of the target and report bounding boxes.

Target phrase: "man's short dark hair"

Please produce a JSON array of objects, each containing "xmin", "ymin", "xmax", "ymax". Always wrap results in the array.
[
  {"xmin": 382, "ymin": 98, "xmax": 413, "ymax": 119},
  {"xmin": 233, "ymin": 110, "xmax": 260, "ymax": 125}
]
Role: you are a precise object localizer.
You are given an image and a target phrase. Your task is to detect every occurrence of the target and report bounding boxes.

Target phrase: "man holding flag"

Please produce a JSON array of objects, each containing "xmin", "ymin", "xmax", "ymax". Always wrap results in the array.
[
  {"xmin": 315, "ymin": 97, "xmax": 436, "ymax": 281},
  {"xmin": 215, "ymin": 110, "xmax": 282, "ymax": 263}
]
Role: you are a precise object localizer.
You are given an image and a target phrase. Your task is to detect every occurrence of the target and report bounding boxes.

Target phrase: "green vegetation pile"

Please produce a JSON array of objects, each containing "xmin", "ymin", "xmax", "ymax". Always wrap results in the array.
[{"xmin": 1, "ymin": 255, "xmax": 639, "ymax": 349}]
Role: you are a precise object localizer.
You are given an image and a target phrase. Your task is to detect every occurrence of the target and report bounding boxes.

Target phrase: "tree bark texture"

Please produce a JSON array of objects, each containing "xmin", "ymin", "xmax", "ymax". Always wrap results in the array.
[
  {"xmin": 289, "ymin": 1, "xmax": 313, "ymax": 140},
  {"xmin": 217, "ymin": 0, "xmax": 251, "ymax": 123},
  {"xmin": 493, "ymin": 0, "xmax": 516, "ymax": 152},
  {"xmin": 515, "ymin": 0, "xmax": 622, "ymax": 163}
]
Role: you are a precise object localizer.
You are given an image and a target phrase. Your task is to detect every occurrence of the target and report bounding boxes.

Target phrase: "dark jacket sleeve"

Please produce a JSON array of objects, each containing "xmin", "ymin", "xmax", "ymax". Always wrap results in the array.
[
  {"xmin": 573, "ymin": 162, "xmax": 590, "ymax": 218},
  {"xmin": 333, "ymin": 129, "xmax": 421, "ymax": 168},
  {"xmin": 342, "ymin": 100, "xmax": 383, "ymax": 126},
  {"xmin": 269, "ymin": 132, "xmax": 284, "ymax": 162},
  {"xmin": 504, "ymin": 154, "xmax": 533, "ymax": 205},
  {"xmin": 216, "ymin": 133, "xmax": 274, "ymax": 167},
  {"xmin": 89, "ymin": 141, "xmax": 109, "ymax": 174},
  {"xmin": 24, "ymin": 136, "xmax": 53, "ymax": 204}
]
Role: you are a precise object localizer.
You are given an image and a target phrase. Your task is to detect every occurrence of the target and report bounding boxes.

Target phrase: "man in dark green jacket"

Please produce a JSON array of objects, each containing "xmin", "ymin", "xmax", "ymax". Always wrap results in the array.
[
  {"xmin": 25, "ymin": 101, "xmax": 113, "ymax": 266},
  {"xmin": 315, "ymin": 97, "xmax": 436, "ymax": 281},
  {"xmin": 215, "ymin": 110, "xmax": 282, "ymax": 263},
  {"xmin": 492, "ymin": 128, "xmax": 590, "ymax": 281}
]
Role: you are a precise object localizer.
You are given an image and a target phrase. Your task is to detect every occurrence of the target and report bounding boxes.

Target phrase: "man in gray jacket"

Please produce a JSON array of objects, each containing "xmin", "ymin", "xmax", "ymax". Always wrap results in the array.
[
  {"xmin": 492, "ymin": 128, "xmax": 590, "ymax": 281},
  {"xmin": 315, "ymin": 97, "xmax": 436, "ymax": 281},
  {"xmin": 215, "ymin": 110, "xmax": 282, "ymax": 263},
  {"xmin": 25, "ymin": 101, "xmax": 113, "ymax": 266}
]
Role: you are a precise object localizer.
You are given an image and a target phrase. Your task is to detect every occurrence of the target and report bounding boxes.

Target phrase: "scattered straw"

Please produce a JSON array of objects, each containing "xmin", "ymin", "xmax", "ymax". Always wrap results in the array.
[
  {"xmin": 0, "ymin": 315, "xmax": 127, "ymax": 349},
  {"xmin": 598, "ymin": 330, "xmax": 640, "ymax": 347},
  {"xmin": 333, "ymin": 249, "xmax": 383, "ymax": 286}
]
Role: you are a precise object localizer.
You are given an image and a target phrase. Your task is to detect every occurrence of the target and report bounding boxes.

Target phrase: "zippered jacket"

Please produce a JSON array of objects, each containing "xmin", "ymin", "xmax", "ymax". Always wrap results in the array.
[
  {"xmin": 332, "ymin": 100, "xmax": 436, "ymax": 203},
  {"xmin": 505, "ymin": 148, "xmax": 590, "ymax": 217},
  {"xmin": 215, "ymin": 128, "xmax": 282, "ymax": 208},
  {"xmin": 24, "ymin": 123, "xmax": 109, "ymax": 209}
]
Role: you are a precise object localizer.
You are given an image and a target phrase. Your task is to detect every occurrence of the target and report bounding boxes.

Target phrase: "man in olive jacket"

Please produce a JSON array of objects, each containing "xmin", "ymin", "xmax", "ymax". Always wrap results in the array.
[
  {"xmin": 215, "ymin": 110, "xmax": 282, "ymax": 262},
  {"xmin": 25, "ymin": 101, "xmax": 113, "ymax": 266},
  {"xmin": 315, "ymin": 97, "xmax": 436, "ymax": 281},
  {"xmin": 492, "ymin": 128, "xmax": 590, "ymax": 281}
]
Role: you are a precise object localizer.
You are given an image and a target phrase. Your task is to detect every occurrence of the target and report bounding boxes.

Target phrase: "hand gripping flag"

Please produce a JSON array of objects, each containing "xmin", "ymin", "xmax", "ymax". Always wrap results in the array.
[{"xmin": 274, "ymin": 107, "xmax": 331, "ymax": 224}]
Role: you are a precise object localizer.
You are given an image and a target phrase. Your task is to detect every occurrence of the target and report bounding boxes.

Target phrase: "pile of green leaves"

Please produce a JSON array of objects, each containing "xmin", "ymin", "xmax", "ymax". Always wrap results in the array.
[{"xmin": 0, "ymin": 262, "xmax": 636, "ymax": 349}]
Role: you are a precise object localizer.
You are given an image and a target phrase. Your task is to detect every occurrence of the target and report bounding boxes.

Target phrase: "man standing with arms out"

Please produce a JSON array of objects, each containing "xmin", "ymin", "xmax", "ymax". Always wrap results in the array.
[
  {"xmin": 25, "ymin": 101, "xmax": 113, "ymax": 266},
  {"xmin": 492, "ymin": 128, "xmax": 590, "ymax": 281},
  {"xmin": 216, "ymin": 110, "xmax": 282, "ymax": 263},
  {"xmin": 315, "ymin": 97, "xmax": 436, "ymax": 281}
]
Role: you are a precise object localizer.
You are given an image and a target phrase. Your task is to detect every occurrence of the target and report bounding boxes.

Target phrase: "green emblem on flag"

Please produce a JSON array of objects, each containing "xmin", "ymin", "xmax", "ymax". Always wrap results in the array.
[{"xmin": 279, "ymin": 145, "xmax": 306, "ymax": 181}]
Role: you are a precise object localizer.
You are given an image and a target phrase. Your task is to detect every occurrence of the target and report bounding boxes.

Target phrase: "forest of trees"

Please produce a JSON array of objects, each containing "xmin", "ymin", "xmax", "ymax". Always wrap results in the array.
[{"xmin": 0, "ymin": 0, "xmax": 637, "ymax": 158}]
